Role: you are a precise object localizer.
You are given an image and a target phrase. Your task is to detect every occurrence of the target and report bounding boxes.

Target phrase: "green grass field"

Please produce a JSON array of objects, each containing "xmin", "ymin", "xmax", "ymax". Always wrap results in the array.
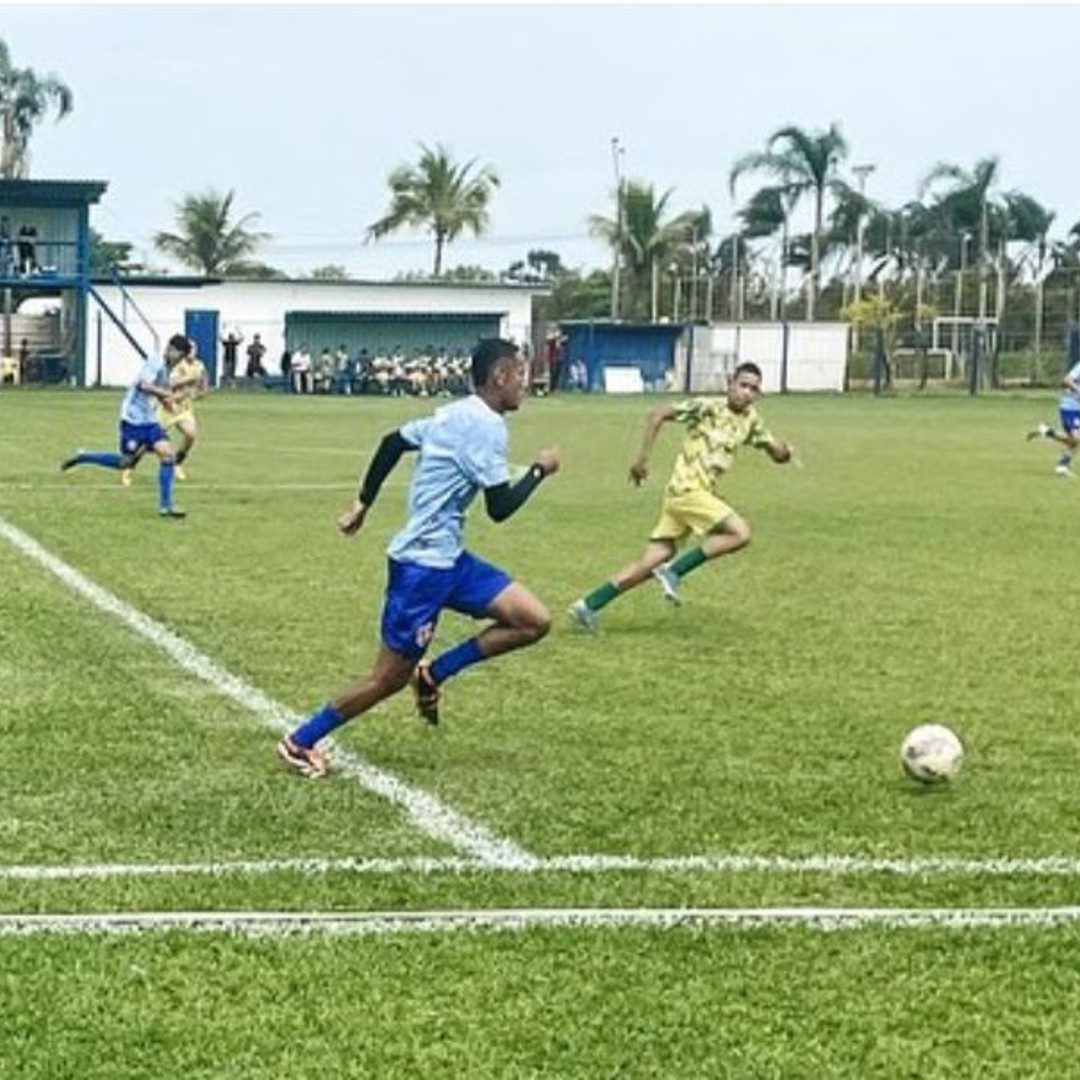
[{"xmin": 3, "ymin": 385, "xmax": 1080, "ymax": 1077}]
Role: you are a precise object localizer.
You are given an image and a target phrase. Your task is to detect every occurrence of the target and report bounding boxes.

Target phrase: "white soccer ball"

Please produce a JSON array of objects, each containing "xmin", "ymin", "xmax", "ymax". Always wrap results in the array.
[{"xmin": 900, "ymin": 723, "xmax": 964, "ymax": 783}]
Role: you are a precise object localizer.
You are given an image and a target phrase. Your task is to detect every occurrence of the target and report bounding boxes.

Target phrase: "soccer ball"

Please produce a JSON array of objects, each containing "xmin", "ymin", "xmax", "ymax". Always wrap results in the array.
[{"xmin": 900, "ymin": 723, "xmax": 964, "ymax": 783}]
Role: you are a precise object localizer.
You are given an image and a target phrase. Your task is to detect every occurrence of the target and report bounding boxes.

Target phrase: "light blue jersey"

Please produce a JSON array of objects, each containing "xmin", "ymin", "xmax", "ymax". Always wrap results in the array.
[
  {"xmin": 1059, "ymin": 361, "xmax": 1080, "ymax": 413},
  {"xmin": 120, "ymin": 357, "xmax": 169, "ymax": 425},
  {"xmin": 387, "ymin": 395, "xmax": 510, "ymax": 568}
]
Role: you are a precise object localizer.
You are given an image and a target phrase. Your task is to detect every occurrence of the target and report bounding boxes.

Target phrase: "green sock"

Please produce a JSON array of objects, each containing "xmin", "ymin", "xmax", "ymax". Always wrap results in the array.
[
  {"xmin": 583, "ymin": 581, "xmax": 620, "ymax": 612},
  {"xmin": 668, "ymin": 546, "xmax": 707, "ymax": 579}
]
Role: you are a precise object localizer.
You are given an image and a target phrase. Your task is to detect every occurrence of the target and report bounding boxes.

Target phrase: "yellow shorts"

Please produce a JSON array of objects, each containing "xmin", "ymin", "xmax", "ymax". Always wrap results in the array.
[
  {"xmin": 649, "ymin": 489, "xmax": 735, "ymax": 544},
  {"xmin": 159, "ymin": 407, "xmax": 195, "ymax": 430}
]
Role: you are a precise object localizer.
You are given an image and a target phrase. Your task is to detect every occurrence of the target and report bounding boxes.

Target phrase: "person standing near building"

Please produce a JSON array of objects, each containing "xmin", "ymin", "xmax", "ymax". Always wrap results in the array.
[
  {"xmin": 220, "ymin": 326, "xmax": 243, "ymax": 387},
  {"xmin": 17, "ymin": 223, "xmax": 38, "ymax": 274},
  {"xmin": 0, "ymin": 216, "xmax": 13, "ymax": 276},
  {"xmin": 245, "ymin": 333, "xmax": 267, "ymax": 381},
  {"xmin": 277, "ymin": 337, "xmax": 560, "ymax": 778}
]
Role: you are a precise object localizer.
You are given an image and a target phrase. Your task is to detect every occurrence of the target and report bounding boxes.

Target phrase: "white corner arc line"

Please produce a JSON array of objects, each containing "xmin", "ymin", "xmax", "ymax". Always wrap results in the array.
[
  {"xmin": 0, "ymin": 515, "xmax": 536, "ymax": 868},
  {"xmin": 6, "ymin": 852, "xmax": 1080, "ymax": 882},
  {"xmin": 4, "ymin": 907, "xmax": 1080, "ymax": 937}
]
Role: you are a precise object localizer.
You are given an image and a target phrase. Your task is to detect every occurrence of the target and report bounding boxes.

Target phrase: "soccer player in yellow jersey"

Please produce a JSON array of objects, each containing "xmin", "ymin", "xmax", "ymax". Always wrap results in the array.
[
  {"xmin": 568, "ymin": 361, "xmax": 795, "ymax": 631},
  {"xmin": 121, "ymin": 339, "xmax": 209, "ymax": 485}
]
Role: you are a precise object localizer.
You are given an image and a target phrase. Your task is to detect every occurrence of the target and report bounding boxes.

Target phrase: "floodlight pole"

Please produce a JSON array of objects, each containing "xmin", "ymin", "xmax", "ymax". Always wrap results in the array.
[
  {"xmin": 953, "ymin": 232, "xmax": 971, "ymax": 376},
  {"xmin": 610, "ymin": 137, "xmax": 625, "ymax": 321},
  {"xmin": 851, "ymin": 163, "xmax": 876, "ymax": 353}
]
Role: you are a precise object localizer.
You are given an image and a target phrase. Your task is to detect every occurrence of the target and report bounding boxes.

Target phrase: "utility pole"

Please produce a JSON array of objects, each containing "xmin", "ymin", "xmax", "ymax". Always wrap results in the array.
[
  {"xmin": 851, "ymin": 163, "xmax": 875, "ymax": 352},
  {"xmin": 610, "ymin": 136, "xmax": 625, "ymax": 321}
]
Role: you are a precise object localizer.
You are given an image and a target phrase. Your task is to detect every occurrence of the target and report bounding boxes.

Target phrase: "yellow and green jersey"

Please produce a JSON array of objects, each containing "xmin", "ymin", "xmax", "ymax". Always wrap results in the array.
[
  {"xmin": 165, "ymin": 358, "xmax": 207, "ymax": 414},
  {"xmin": 665, "ymin": 397, "xmax": 773, "ymax": 498}
]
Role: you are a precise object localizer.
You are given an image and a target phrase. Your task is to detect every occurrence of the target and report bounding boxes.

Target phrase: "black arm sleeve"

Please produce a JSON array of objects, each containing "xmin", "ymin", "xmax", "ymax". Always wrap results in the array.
[
  {"xmin": 484, "ymin": 464, "xmax": 546, "ymax": 523},
  {"xmin": 358, "ymin": 430, "xmax": 416, "ymax": 506}
]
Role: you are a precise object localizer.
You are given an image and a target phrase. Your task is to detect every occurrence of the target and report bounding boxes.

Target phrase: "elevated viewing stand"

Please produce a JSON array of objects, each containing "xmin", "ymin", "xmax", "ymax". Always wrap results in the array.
[{"xmin": 0, "ymin": 177, "xmax": 119, "ymax": 384}]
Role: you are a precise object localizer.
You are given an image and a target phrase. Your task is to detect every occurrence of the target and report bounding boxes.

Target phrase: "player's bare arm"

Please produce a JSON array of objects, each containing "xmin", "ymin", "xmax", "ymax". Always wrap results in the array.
[
  {"xmin": 337, "ymin": 499, "xmax": 369, "ymax": 537},
  {"xmin": 629, "ymin": 404, "xmax": 677, "ymax": 485},
  {"xmin": 765, "ymin": 438, "xmax": 794, "ymax": 464},
  {"xmin": 338, "ymin": 430, "xmax": 417, "ymax": 536}
]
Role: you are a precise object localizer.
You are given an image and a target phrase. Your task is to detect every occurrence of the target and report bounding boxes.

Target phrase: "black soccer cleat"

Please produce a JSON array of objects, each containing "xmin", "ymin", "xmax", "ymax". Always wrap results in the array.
[{"xmin": 411, "ymin": 662, "xmax": 441, "ymax": 726}]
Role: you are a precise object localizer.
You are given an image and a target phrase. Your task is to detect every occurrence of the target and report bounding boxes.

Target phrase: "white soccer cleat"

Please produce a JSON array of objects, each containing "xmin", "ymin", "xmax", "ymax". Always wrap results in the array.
[
  {"xmin": 1027, "ymin": 421, "xmax": 1053, "ymax": 441},
  {"xmin": 652, "ymin": 565, "xmax": 682, "ymax": 606},
  {"xmin": 1055, "ymin": 463, "xmax": 1074, "ymax": 478},
  {"xmin": 276, "ymin": 736, "xmax": 329, "ymax": 779},
  {"xmin": 567, "ymin": 599, "xmax": 599, "ymax": 634}
]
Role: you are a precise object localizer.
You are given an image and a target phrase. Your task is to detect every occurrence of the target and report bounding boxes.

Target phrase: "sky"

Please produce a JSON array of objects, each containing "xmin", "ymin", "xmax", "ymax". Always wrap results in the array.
[{"xmin": 4, "ymin": 2, "xmax": 1080, "ymax": 280}]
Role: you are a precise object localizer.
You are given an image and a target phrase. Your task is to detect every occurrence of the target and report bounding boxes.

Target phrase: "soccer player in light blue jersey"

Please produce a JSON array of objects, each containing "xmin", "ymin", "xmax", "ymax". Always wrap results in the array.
[
  {"xmin": 61, "ymin": 333, "xmax": 190, "ymax": 517},
  {"xmin": 278, "ymin": 337, "xmax": 560, "ymax": 778},
  {"xmin": 1027, "ymin": 356, "xmax": 1080, "ymax": 476}
]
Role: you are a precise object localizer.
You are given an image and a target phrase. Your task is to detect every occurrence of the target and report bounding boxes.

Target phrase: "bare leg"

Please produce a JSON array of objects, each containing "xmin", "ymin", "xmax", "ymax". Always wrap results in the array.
[
  {"xmin": 609, "ymin": 539, "xmax": 677, "ymax": 592},
  {"xmin": 473, "ymin": 581, "xmax": 551, "ymax": 660},
  {"xmin": 330, "ymin": 645, "xmax": 415, "ymax": 720}
]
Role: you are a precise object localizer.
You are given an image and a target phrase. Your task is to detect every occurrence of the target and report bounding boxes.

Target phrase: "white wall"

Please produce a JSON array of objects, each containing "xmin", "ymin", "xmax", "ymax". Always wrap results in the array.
[
  {"xmin": 84, "ymin": 279, "xmax": 541, "ymax": 386},
  {"xmin": 675, "ymin": 322, "xmax": 849, "ymax": 393}
]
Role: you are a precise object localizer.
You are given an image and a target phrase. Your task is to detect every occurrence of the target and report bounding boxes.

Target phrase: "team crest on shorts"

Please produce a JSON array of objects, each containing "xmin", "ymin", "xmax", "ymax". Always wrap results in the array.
[{"xmin": 414, "ymin": 622, "xmax": 435, "ymax": 649}]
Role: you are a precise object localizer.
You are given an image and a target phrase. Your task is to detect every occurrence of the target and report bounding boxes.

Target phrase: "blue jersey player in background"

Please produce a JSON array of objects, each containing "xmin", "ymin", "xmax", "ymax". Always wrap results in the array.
[
  {"xmin": 278, "ymin": 337, "xmax": 561, "ymax": 778},
  {"xmin": 1027, "ymin": 355, "xmax": 1080, "ymax": 477},
  {"xmin": 61, "ymin": 333, "xmax": 190, "ymax": 517}
]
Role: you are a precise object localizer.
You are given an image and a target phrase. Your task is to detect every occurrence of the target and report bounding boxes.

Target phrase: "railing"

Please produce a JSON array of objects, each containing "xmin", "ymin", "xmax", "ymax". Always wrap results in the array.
[
  {"xmin": 107, "ymin": 265, "xmax": 159, "ymax": 359},
  {"xmin": 87, "ymin": 273, "xmax": 159, "ymax": 364},
  {"xmin": 0, "ymin": 238, "xmax": 81, "ymax": 282}
]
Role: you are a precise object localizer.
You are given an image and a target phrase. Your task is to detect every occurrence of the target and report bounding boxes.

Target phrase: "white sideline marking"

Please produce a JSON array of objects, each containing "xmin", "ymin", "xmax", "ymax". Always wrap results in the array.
[
  {"xmin": 0, "ymin": 515, "xmax": 536, "ymax": 869},
  {"xmin": 4, "ymin": 907, "xmax": 1080, "ymax": 937},
  {"xmin": 6, "ymin": 852, "xmax": 1080, "ymax": 882},
  {"xmin": 0, "ymin": 482, "xmax": 356, "ymax": 492}
]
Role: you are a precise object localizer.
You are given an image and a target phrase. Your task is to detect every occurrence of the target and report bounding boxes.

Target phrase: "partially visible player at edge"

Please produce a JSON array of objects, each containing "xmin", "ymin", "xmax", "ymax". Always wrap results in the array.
[
  {"xmin": 60, "ymin": 333, "xmax": 189, "ymax": 518},
  {"xmin": 1026, "ymin": 355, "xmax": 1080, "ymax": 476},
  {"xmin": 568, "ymin": 361, "xmax": 794, "ymax": 631},
  {"xmin": 122, "ymin": 338, "xmax": 210, "ymax": 486},
  {"xmin": 278, "ymin": 337, "xmax": 560, "ymax": 779}
]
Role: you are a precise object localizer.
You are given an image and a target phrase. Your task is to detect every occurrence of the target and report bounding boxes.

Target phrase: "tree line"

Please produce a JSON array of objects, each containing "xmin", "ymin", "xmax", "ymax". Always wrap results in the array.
[{"xmin": 5, "ymin": 37, "xmax": 1080, "ymax": 370}]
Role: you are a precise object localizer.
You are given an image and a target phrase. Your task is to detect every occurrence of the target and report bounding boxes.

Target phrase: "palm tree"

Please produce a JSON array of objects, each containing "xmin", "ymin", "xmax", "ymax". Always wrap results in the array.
[
  {"xmin": 1002, "ymin": 191, "xmax": 1055, "ymax": 367},
  {"xmin": 366, "ymin": 143, "xmax": 500, "ymax": 277},
  {"xmin": 588, "ymin": 181, "xmax": 700, "ymax": 320},
  {"xmin": 919, "ymin": 156, "xmax": 1003, "ymax": 323},
  {"xmin": 729, "ymin": 123, "xmax": 849, "ymax": 320},
  {"xmin": 732, "ymin": 183, "xmax": 801, "ymax": 320},
  {"xmin": 154, "ymin": 188, "xmax": 270, "ymax": 276},
  {"xmin": 0, "ymin": 38, "xmax": 73, "ymax": 179}
]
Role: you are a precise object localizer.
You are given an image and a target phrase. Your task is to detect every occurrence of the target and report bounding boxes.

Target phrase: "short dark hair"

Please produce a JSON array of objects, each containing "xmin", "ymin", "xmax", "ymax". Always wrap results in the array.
[
  {"xmin": 471, "ymin": 338, "xmax": 519, "ymax": 388},
  {"xmin": 733, "ymin": 361, "xmax": 762, "ymax": 380},
  {"xmin": 168, "ymin": 333, "xmax": 192, "ymax": 355}
]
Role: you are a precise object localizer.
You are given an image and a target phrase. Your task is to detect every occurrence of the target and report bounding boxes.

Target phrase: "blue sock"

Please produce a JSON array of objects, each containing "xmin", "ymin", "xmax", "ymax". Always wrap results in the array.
[
  {"xmin": 76, "ymin": 451, "xmax": 123, "ymax": 469},
  {"xmin": 158, "ymin": 460, "xmax": 175, "ymax": 509},
  {"xmin": 1058, "ymin": 454, "xmax": 1073, "ymax": 469},
  {"xmin": 291, "ymin": 703, "xmax": 345, "ymax": 748},
  {"xmin": 429, "ymin": 637, "xmax": 485, "ymax": 685}
]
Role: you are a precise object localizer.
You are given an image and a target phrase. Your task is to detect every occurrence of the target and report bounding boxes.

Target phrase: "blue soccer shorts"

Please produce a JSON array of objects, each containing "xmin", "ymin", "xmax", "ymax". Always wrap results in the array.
[
  {"xmin": 1059, "ymin": 407, "xmax": 1080, "ymax": 434},
  {"xmin": 119, "ymin": 420, "xmax": 168, "ymax": 456},
  {"xmin": 381, "ymin": 552, "xmax": 512, "ymax": 660}
]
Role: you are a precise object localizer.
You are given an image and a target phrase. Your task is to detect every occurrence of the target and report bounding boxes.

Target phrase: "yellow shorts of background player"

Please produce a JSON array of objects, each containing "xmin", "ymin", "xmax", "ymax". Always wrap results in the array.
[
  {"xmin": 649, "ymin": 488, "xmax": 735, "ymax": 544},
  {"xmin": 160, "ymin": 407, "xmax": 195, "ymax": 431}
]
